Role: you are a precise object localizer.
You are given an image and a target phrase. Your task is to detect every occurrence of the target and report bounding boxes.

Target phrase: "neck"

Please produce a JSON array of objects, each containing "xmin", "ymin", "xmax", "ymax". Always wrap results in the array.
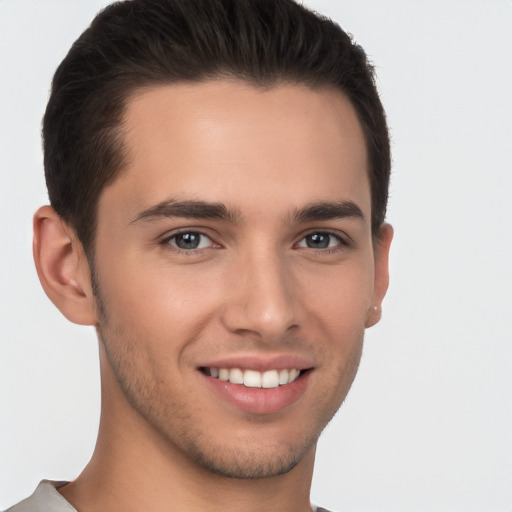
[{"xmin": 59, "ymin": 345, "xmax": 316, "ymax": 512}]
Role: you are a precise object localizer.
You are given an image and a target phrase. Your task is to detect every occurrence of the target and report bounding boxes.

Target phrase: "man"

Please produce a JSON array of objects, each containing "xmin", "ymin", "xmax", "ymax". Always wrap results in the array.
[{"xmin": 6, "ymin": 0, "xmax": 392, "ymax": 510}]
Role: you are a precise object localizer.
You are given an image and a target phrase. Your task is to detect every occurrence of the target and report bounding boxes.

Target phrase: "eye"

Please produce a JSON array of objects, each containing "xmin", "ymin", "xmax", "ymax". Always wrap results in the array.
[
  {"xmin": 297, "ymin": 232, "xmax": 343, "ymax": 250},
  {"xmin": 165, "ymin": 231, "xmax": 214, "ymax": 250}
]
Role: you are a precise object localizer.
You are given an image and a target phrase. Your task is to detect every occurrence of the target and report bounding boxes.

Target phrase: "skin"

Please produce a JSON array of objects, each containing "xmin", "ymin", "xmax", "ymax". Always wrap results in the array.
[{"xmin": 33, "ymin": 81, "xmax": 392, "ymax": 512}]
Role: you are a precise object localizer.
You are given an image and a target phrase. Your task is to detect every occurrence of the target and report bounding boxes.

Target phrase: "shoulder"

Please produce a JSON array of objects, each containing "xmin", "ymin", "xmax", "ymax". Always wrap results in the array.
[{"xmin": 3, "ymin": 481, "xmax": 75, "ymax": 512}]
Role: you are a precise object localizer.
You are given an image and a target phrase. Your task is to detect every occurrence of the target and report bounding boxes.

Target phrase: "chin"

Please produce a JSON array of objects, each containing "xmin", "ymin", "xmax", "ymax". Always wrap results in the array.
[
  {"xmin": 152, "ymin": 399, "xmax": 339, "ymax": 480},
  {"xmin": 178, "ymin": 431, "xmax": 318, "ymax": 479}
]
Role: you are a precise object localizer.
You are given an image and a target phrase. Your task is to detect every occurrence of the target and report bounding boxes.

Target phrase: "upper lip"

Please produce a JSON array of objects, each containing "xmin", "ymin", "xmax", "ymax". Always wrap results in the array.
[{"xmin": 198, "ymin": 354, "xmax": 314, "ymax": 372}]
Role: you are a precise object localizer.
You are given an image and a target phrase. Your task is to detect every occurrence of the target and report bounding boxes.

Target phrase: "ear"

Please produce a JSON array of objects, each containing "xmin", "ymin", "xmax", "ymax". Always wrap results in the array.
[
  {"xmin": 33, "ymin": 205, "xmax": 98, "ymax": 325},
  {"xmin": 366, "ymin": 223, "xmax": 393, "ymax": 328}
]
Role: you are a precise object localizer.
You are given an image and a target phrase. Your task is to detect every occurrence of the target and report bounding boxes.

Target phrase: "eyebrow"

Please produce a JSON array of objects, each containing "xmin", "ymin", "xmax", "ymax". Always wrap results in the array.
[
  {"xmin": 131, "ymin": 198, "xmax": 365, "ymax": 225},
  {"xmin": 130, "ymin": 199, "xmax": 239, "ymax": 224},
  {"xmin": 293, "ymin": 201, "xmax": 365, "ymax": 224}
]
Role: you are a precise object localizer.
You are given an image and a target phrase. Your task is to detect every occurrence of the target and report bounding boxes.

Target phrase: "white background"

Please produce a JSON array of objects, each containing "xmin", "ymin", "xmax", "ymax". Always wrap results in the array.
[{"xmin": 0, "ymin": 1, "xmax": 511, "ymax": 511}]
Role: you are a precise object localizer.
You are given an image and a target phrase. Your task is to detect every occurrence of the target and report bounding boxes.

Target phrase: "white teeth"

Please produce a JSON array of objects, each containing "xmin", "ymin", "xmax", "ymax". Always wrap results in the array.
[
  {"xmin": 289, "ymin": 368, "xmax": 300, "ymax": 381},
  {"xmin": 229, "ymin": 368, "xmax": 244, "ymax": 384},
  {"xmin": 244, "ymin": 370, "xmax": 262, "ymax": 388},
  {"xmin": 207, "ymin": 367, "xmax": 302, "ymax": 387},
  {"xmin": 278, "ymin": 369, "xmax": 289, "ymax": 385},
  {"xmin": 261, "ymin": 370, "xmax": 279, "ymax": 388}
]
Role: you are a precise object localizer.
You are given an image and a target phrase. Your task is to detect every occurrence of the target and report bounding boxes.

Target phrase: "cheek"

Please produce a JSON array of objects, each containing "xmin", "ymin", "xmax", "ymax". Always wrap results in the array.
[
  {"xmin": 95, "ymin": 253, "xmax": 224, "ymax": 346},
  {"xmin": 298, "ymin": 258, "xmax": 375, "ymax": 332}
]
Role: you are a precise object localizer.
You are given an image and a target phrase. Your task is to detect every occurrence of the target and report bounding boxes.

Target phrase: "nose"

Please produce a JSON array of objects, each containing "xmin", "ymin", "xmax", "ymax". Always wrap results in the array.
[{"xmin": 221, "ymin": 250, "xmax": 298, "ymax": 341}]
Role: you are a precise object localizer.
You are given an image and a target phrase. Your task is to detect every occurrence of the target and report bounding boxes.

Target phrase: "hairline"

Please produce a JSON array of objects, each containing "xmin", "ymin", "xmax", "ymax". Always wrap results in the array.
[{"xmin": 79, "ymin": 75, "xmax": 382, "ymax": 260}]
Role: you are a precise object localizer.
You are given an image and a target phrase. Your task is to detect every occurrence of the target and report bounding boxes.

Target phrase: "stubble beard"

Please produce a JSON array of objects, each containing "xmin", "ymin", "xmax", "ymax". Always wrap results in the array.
[{"xmin": 91, "ymin": 270, "xmax": 360, "ymax": 480}]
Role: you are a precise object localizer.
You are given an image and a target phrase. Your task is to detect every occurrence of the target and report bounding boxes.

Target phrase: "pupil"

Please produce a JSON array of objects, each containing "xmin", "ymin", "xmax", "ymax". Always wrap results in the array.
[
  {"xmin": 176, "ymin": 233, "xmax": 200, "ymax": 249},
  {"xmin": 307, "ymin": 233, "xmax": 329, "ymax": 249}
]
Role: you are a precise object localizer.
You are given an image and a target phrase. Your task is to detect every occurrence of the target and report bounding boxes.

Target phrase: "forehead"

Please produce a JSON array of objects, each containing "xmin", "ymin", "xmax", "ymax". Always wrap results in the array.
[{"xmin": 101, "ymin": 80, "xmax": 370, "ymax": 223}]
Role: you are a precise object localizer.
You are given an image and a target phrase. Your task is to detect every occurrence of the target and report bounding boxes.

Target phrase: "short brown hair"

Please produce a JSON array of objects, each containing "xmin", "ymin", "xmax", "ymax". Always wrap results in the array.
[{"xmin": 43, "ymin": 0, "xmax": 390, "ymax": 254}]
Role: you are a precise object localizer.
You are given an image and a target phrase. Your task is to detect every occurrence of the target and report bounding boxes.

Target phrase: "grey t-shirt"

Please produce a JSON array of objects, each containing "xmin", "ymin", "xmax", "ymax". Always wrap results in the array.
[
  {"xmin": 4, "ymin": 480, "xmax": 333, "ymax": 511},
  {"xmin": 4, "ymin": 481, "xmax": 76, "ymax": 512}
]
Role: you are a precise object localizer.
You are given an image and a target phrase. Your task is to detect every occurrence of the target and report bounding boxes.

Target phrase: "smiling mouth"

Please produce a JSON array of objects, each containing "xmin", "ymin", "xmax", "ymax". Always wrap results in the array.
[{"xmin": 200, "ymin": 367, "xmax": 309, "ymax": 389}]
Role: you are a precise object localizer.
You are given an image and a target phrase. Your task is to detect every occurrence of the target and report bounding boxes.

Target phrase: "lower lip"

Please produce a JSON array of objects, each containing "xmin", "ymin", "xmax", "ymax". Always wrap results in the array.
[{"xmin": 200, "ymin": 371, "xmax": 311, "ymax": 415}]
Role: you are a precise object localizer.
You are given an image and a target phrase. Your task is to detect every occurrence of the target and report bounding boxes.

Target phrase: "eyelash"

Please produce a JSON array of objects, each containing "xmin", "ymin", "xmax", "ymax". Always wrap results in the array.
[
  {"xmin": 296, "ymin": 231, "xmax": 351, "ymax": 254},
  {"xmin": 158, "ymin": 229, "xmax": 351, "ymax": 255},
  {"xmin": 160, "ymin": 230, "xmax": 218, "ymax": 254}
]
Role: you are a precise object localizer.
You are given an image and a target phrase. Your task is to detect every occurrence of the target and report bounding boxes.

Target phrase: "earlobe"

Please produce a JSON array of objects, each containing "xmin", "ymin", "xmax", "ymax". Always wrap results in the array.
[
  {"xmin": 365, "ymin": 223, "xmax": 393, "ymax": 328},
  {"xmin": 366, "ymin": 304, "xmax": 382, "ymax": 328},
  {"xmin": 33, "ymin": 205, "xmax": 98, "ymax": 326}
]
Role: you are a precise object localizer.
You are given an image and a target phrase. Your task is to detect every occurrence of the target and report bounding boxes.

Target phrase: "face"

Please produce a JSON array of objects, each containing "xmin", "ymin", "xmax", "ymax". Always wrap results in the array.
[{"xmin": 91, "ymin": 81, "xmax": 389, "ymax": 478}]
